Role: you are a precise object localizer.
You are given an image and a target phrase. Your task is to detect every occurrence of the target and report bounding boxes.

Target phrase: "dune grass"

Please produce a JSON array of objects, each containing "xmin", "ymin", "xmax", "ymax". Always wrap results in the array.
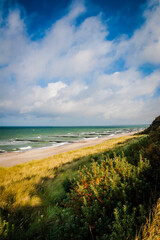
[
  {"xmin": 135, "ymin": 198, "xmax": 160, "ymax": 240},
  {"xmin": 0, "ymin": 134, "xmax": 141, "ymax": 210}
]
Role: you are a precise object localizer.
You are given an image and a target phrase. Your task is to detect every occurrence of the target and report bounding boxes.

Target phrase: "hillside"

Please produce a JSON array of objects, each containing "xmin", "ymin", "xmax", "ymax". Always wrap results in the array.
[
  {"xmin": 143, "ymin": 115, "xmax": 160, "ymax": 134},
  {"xmin": 0, "ymin": 116, "xmax": 160, "ymax": 239}
]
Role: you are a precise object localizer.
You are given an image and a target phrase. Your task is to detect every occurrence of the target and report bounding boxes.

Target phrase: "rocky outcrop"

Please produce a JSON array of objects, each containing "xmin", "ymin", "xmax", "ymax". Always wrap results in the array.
[{"xmin": 143, "ymin": 115, "xmax": 160, "ymax": 134}]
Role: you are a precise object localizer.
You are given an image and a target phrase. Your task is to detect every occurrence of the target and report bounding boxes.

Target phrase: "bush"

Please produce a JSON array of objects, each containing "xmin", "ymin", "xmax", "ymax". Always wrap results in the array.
[{"xmin": 53, "ymin": 155, "xmax": 151, "ymax": 239}]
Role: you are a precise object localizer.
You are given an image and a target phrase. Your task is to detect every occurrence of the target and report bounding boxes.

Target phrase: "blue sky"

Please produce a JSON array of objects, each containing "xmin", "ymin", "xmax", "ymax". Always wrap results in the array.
[{"xmin": 0, "ymin": 0, "xmax": 160, "ymax": 126}]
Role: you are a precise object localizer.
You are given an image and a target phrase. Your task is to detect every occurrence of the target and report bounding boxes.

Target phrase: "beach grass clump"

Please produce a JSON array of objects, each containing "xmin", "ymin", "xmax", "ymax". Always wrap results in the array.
[
  {"xmin": 135, "ymin": 198, "xmax": 160, "ymax": 240},
  {"xmin": 0, "ymin": 215, "xmax": 9, "ymax": 239}
]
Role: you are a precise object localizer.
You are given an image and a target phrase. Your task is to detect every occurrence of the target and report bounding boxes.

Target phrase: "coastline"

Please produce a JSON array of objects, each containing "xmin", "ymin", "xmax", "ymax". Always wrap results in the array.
[{"xmin": 0, "ymin": 131, "xmax": 139, "ymax": 167}]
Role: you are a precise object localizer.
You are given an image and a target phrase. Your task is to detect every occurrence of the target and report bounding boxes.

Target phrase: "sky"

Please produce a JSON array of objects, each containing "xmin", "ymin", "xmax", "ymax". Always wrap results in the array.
[{"xmin": 0, "ymin": 0, "xmax": 160, "ymax": 126}]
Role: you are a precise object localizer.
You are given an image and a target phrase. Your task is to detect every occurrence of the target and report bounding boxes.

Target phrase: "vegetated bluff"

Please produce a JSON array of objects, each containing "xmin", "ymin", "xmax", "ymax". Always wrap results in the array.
[{"xmin": 143, "ymin": 115, "xmax": 160, "ymax": 134}]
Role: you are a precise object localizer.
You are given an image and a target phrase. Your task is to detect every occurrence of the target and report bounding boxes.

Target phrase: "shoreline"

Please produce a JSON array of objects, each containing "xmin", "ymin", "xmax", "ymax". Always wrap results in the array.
[{"xmin": 0, "ymin": 132, "xmax": 139, "ymax": 167}]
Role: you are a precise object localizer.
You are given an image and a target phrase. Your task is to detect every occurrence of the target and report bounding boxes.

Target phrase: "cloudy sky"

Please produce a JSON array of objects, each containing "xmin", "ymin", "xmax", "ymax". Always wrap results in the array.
[{"xmin": 0, "ymin": 0, "xmax": 160, "ymax": 126}]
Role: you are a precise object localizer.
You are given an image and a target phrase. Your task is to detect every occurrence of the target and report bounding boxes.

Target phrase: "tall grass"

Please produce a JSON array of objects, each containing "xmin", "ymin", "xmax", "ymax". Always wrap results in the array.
[{"xmin": 135, "ymin": 198, "xmax": 160, "ymax": 240}]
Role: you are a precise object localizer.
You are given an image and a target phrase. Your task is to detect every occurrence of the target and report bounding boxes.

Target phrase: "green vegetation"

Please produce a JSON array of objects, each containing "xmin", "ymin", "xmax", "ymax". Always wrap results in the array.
[
  {"xmin": 0, "ymin": 124, "xmax": 160, "ymax": 239},
  {"xmin": 54, "ymin": 155, "xmax": 150, "ymax": 239}
]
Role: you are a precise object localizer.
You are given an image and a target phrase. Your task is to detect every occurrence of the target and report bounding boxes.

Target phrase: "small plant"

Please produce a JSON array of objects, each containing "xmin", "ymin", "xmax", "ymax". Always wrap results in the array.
[
  {"xmin": 0, "ymin": 214, "xmax": 14, "ymax": 239},
  {"xmin": 110, "ymin": 203, "xmax": 137, "ymax": 240}
]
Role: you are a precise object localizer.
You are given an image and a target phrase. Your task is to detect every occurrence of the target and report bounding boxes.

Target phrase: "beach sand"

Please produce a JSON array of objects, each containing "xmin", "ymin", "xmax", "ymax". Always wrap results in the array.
[{"xmin": 0, "ymin": 132, "xmax": 138, "ymax": 167}]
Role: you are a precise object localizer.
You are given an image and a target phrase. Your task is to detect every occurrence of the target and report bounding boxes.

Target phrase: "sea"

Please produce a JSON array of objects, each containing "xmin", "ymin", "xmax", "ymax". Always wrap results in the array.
[{"xmin": 0, "ymin": 126, "xmax": 147, "ymax": 153}]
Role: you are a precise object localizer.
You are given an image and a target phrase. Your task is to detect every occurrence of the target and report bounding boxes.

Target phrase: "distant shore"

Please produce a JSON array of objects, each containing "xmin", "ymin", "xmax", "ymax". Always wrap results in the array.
[{"xmin": 0, "ymin": 131, "xmax": 140, "ymax": 167}]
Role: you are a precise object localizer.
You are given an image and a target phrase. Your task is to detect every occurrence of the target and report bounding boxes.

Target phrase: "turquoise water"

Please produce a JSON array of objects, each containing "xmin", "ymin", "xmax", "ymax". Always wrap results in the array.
[{"xmin": 0, "ymin": 126, "xmax": 147, "ymax": 153}]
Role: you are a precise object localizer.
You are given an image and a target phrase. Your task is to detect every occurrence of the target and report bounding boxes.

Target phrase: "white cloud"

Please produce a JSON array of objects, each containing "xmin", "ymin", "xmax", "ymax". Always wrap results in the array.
[
  {"xmin": 20, "ymin": 81, "xmax": 67, "ymax": 114},
  {"xmin": 117, "ymin": 0, "xmax": 160, "ymax": 67},
  {"xmin": 0, "ymin": 0, "xmax": 160, "ymax": 125}
]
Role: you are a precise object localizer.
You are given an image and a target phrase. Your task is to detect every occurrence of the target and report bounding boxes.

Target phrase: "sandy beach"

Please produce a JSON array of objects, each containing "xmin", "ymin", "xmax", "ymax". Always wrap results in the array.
[{"xmin": 0, "ymin": 132, "xmax": 138, "ymax": 167}]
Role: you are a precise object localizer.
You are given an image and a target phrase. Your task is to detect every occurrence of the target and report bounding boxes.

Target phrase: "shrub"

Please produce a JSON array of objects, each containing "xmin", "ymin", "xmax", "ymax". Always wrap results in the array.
[{"xmin": 53, "ymin": 155, "xmax": 151, "ymax": 239}]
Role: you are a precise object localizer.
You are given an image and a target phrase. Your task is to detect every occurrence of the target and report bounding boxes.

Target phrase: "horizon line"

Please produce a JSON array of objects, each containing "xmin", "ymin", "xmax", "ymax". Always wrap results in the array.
[{"xmin": 0, "ymin": 124, "xmax": 149, "ymax": 127}]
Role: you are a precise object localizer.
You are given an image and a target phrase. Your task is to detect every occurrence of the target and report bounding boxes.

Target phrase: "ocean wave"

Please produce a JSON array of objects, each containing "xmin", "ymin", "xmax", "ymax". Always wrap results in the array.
[
  {"xmin": 98, "ymin": 133, "xmax": 110, "ymax": 135},
  {"xmin": 53, "ymin": 142, "xmax": 69, "ymax": 147},
  {"xmin": 109, "ymin": 134, "xmax": 116, "ymax": 137},
  {"xmin": 0, "ymin": 140, "xmax": 22, "ymax": 146},
  {"xmin": 115, "ymin": 130, "xmax": 123, "ymax": 133},
  {"xmin": 15, "ymin": 139, "xmax": 55, "ymax": 143},
  {"xmin": 83, "ymin": 137, "xmax": 99, "ymax": 140},
  {"xmin": 52, "ymin": 140, "xmax": 72, "ymax": 143},
  {"xmin": 34, "ymin": 142, "xmax": 69, "ymax": 151},
  {"xmin": 0, "ymin": 149, "xmax": 6, "ymax": 153},
  {"xmin": 50, "ymin": 135, "xmax": 79, "ymax": 138},
  {"xmin": 20, "ymin": 146, "xmax": 32, "ymax": 151},
  {"xmin": 81, "ymin": 132, "xmax": 97, "ymax": 135}
]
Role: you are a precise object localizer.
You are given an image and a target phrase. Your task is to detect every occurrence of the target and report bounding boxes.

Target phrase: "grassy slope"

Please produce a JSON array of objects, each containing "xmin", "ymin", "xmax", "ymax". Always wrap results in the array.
[
  {"xmin": 0, "ymin": 135, "xmax": 140, "ymax": 209},
  {"xmin": 2, "ymin": 134, "xmax": 157, "ymax": 240},
  {"xmin": 0, "ymin": 128, "xmax": 159, "ymax": 240}
]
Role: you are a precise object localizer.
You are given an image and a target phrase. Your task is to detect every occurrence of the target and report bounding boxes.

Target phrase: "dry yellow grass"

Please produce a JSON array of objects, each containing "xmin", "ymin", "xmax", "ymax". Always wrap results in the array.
[
  {"xmin": 0, "ymin": 135, "xmax": 140, "ymax": 209},
  {"xmin": 135, "ymin": 198, "xmax": 160, "ymax": 240}
]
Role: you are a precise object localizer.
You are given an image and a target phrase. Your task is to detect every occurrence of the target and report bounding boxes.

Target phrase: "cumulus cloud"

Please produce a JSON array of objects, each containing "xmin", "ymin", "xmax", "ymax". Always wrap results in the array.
[
  {"xmin": 0, "ymin": 0, "xmax": 160, "ymax": 125},
  {"xmin": 117, "ymin": 0, "xmax": 160, "ymax": 67}
]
